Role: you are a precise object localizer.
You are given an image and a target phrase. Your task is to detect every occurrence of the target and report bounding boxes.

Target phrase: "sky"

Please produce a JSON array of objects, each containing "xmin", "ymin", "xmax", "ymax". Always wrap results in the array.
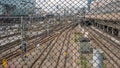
[{"xmin": 35, "ymin": 0, "xmax": 88, "ymax": 13}]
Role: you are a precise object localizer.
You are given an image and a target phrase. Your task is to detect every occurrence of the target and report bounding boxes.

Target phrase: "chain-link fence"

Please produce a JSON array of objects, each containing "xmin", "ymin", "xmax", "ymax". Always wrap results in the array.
[{"xmin": 0, "ymin": 0, "xmax": 120, "ymax": 68}]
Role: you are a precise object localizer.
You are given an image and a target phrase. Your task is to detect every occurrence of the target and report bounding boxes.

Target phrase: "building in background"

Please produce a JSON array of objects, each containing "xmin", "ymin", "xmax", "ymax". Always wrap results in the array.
[
  {"xmin": 0, "ymin": 4, "xmax": 5, "ymax": 15},
  {"xmin": 90, "ymin": 0, "xmax": 115, "ymax": 9},
  {"xmin": 88, "ymin": 0, "xmax": 119, "ymax": 14},
  {"xmin": 0, "ymin": 0, "xmax": 36, "ymax": 16}
]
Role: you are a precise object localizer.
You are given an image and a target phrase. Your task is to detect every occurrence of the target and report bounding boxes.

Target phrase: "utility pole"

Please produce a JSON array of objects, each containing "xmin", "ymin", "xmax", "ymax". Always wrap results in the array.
[
  {"xmin": 20, "ymin": 16, "xmax": 27, "ymax": 61},
  {"xmin": 47, "ymin": 17, "xmax": 50, "ymax": 36}
]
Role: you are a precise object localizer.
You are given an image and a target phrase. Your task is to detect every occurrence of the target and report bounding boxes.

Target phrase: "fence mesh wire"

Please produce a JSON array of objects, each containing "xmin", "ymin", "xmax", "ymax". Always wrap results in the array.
[{"xmin": 0, "ymin": 0, "xmax": 120, "ymax": 68}]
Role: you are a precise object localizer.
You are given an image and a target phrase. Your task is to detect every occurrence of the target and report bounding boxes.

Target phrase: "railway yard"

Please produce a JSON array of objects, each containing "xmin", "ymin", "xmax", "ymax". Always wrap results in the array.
[
  {"xmin": 0, "ymin": 0, "xmax": 120, "ymax": 68},
  {"xmin": 0, "ymin": 16, "xmax": 120, "ymax": 68}
]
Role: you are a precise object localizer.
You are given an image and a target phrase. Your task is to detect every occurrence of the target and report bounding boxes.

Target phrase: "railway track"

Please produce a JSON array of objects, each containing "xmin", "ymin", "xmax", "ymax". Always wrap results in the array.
[
  {"xmin": 55, "ymin": 26, "xmax": 75, "ymax": 68},
  {"xmin": 0, "ymin": 33, "xmax": 20, "ymax": 40},
  {"xmin": 0, "ymin": 28, "xmax": 48, "ymax": 55},
  {"xmin": 0, "ymin": 31, "xmax": 56, "ymax": 65},
  {"xmin": 29, "ymin": 25, "xmax": 69, "ymax": 68},
  {"xmin": 30, "ymin": 32, "xmax": 61, "ymax": 68},
  {"xmin": 0, "ymin": 23, "xmax": 63, "ymax": 54},
  {"xmin": 87, "ymin": 27, "xmax": 120, "ymax": 68},
  {"xmin": 63, "ymin": 29, "xmax": 72, "ymax": 68},
  {"xmin": 90, "ymin": 27, "xmax": 120, "ymax": 55},
  {"xmin": 53, "ymin": 29, "xmax": 69, "ymax": 68},
  {"xmin": 0, "ymin": 29, "xmax": 58, "ymax": 65},
  {"xmin": 30, "ymin": 23, "xmax": 77, "ymax": 68},
  {"xmin": 0, "ymin": 22, "xmax": 63, "ymax": 52},
  {"xmin": 0, "ymin": 26, "xmax": 55, "ymax": 63},
  {"xmin": 41, "ymin": 24, "xmax": 80, "ymax": 68},
  {"xmin": 0, "ymin": 22, "xmax": 78, "ymax": 66}
]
